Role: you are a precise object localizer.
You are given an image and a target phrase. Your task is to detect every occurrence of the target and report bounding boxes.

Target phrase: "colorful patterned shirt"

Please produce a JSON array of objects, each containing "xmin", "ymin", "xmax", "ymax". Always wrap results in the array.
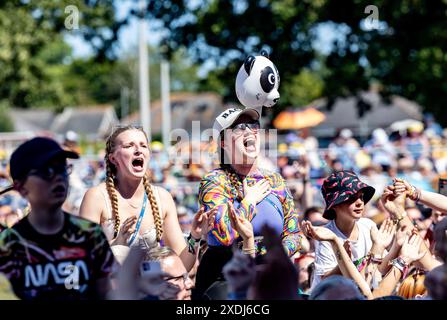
[
  {"xmin": 199, "ymin": 167, "xmax": 303, "ymax": 257},
  {"xmin": 0, "ymin": 212, "xmax": 115, "ymax": 300}
]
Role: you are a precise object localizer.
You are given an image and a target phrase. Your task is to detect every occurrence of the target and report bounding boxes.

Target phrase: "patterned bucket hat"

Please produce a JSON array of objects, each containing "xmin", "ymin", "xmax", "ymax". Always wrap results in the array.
[{"xmin": 321, "ymin": 170, "xmax": 375, "ymax": 220}]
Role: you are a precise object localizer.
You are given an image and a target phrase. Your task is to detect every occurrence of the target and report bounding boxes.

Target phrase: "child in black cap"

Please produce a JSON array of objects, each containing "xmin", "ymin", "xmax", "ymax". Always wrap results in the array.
[{"xmin": 0, "ymin": 137, "xmax": 115, "ymax": 300}]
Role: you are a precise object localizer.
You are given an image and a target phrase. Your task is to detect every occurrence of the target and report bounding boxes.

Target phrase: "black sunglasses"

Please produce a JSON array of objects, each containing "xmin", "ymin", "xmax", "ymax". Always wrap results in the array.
[
  {"xmin": 28, "ymin": 164, "xmax": 73, "ymax": 181},
  {"xmin": 230, "ymin": 121, "xmax": 260, "ymax": 133}
]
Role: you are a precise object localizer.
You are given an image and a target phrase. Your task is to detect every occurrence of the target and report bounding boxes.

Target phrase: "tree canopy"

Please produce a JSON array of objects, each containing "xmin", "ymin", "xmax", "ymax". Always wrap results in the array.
[
  {"xmin": 145, "ymin": 0, "xmax": 447, "ymax": 124},
  {"xmin": 2, "ymin": 0, "xmax": 447, "ymax": 126}
]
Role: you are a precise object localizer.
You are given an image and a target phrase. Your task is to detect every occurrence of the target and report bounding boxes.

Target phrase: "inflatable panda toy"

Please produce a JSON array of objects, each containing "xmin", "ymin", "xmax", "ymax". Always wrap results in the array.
[{"xmin": 235, "ymin": 50, "xmax": 280, "ymax": 114}]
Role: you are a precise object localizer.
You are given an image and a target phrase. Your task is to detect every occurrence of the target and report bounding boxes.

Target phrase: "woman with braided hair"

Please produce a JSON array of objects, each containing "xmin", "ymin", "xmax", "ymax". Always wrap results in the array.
[
  {"xmin": 194, "ymin": 108, "xmax": 304, "ymax": 298},
  {"xmin": 79, "ymin": 126, "xmax": 216, "ymax": 272}
]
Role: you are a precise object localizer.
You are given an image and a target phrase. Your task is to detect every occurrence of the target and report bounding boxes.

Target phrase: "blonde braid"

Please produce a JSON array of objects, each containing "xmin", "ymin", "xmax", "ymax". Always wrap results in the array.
[
  {"xmin": 105, "ymin": 161, "xmax": 120, "ymax": 237},
  {"xmin": 143, "ymin": 174, "xmax": 163, "ymax": 242}
]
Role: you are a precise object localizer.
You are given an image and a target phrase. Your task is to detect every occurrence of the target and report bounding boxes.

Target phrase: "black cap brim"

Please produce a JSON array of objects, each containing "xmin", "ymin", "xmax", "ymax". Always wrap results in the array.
[{"xmin": 37, "ymin": 149, "xmax": 79, "ymax": 167}]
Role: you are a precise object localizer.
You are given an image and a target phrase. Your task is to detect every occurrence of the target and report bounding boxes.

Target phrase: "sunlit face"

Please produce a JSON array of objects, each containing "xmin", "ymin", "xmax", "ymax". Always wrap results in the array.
[
  {"xmin": 333, "ymin": 191, "xmax": 365, "ymax": 221},
  {"xmin": 161, "ymin": 255, "xmax": 194, "ymax": 300},
  {"xmin": 222, "ymin": 115, "xmax": 261, "ymax": 166},
  {"xmin": 17, "ymin": 157, "xmax": 70, "ymax": 210},
  {"xmin": 109, "ymin": 129, "xmax": 150, "ymax": 179}
]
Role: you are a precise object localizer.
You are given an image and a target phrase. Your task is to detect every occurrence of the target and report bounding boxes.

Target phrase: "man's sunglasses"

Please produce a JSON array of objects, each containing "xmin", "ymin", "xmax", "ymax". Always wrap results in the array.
[
  {"xmin": 164, "ymin": 272, "xmax": 189, "ymax": 285},
  {"xmin": 28, "ymin": 164, "xmax": 73, "ymax": 181},
  {"xmin": 230, "ymin": 121, "xmax": 260, "ymax": 133}
]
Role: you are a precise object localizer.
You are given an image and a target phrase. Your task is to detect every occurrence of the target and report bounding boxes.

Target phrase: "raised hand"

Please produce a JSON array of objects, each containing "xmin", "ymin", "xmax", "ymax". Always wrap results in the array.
[
  {"xmin": 228, "ymin": 202, "xmax": 253, "ymax": 241},
  {"xmin": 371, "ymin": 218, "xmax": 396, "ymax": 251},
  {"xmin": 112, "ymin": 216, "xmax": 138, "ymax": 246},
  {"xmin": 191, "ymin": 207, "xmax": 217, "ymax": 239},
  {"xmin": 301, "ymin": 221, "xmax": 337, "ymax": 242},
  {"xmin": 400, "ymin": 234, "xmax": 426, "ymax": 265},
  {"xmin": 243, "ymin": 179, "xmax": 271, "ymax": 205},
  {"xmin": 393, "ymin": 178, "xmax": 413, "ymax": 196},
  {"xmin": 395, "ymin": 223, "xmax": 418, "ymax": 247},
  {"xmin": 381, "ymin": 185, "xmax": 406, "ymax": 216}
]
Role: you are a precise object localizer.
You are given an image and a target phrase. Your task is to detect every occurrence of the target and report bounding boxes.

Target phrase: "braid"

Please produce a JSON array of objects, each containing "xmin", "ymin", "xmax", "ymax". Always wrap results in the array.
[
  {"xmin": 143, "ymin": 174, "xmax": 163, "ymax": 242},
  {"xmin": 105, "ymin": 161, "xmax": 120, "ymax": 237},
  {"xmin": 221, "ymin": 164, "xmax": 244, "ymax": 201}
]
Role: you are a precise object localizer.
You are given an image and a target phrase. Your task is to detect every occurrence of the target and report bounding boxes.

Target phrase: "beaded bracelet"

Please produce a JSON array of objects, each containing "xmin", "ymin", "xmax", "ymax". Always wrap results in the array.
[{"xmin": 242, "ymin": 247, "xmax": 256, "ymax": 255}]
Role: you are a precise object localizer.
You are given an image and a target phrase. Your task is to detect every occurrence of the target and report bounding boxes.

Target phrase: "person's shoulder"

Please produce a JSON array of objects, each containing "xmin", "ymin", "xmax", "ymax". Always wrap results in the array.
[
  {"xmin": 200, "ymin": 168, "xmax": 228, "ymax": 186},
  {"xmin": 357, "ymin": 217, "xmax": 376, "ymax": 229},
  {"xmin": 262, "ymin": 168, "xmax": 280, "ymax": 179},
  {"xmin": 84, "ymin": 183, "xmax": 106, "ymax": 198},
  {"xmin": 0, "ymin": 221, "xmax": 27, "ymax": 249},
  {"xmin": 323, "ymin": 219, "xmax": 337, "ymax": 231},
  {"xmin": 263, "ymin": 169, "xmax": 285, "ymax": 185},
  {"xmin": 86, "ymin": 182, "xmax": 107, "ymax": 195},
  {"xmin": 155, "ymin": 186, "xmax": 173, "ymax": 200},
  {"xmin": 0, "ymin": 227, "xmax": 15, "ymax": 244},
  {"xmin": 201, "ymin": 167, "xmax": 227, "ymax": 181}
]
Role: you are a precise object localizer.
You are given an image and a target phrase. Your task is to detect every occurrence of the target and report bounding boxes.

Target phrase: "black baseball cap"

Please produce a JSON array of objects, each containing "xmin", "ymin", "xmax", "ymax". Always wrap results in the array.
[{"xmin": 0, "ymin": 137, "xmax": 79, "ymax": 195}]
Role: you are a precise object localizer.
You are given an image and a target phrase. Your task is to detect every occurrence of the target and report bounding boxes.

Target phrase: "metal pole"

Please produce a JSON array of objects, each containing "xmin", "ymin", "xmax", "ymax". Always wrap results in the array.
[
  {"xmin": 138, "ymin": 0, "xmax": 151, "ymax": 140},
  {"xmin": 120, "ymin": 86, "xmax": 129, "ymax": 122},
  {"xmin": 161, "ymin": 60, "xmax": 171, "ymax": 148}
]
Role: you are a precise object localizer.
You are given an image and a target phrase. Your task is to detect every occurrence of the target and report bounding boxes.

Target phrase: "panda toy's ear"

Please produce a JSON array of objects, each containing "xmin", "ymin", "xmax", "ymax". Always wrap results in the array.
[
  {"xmin": 260, "ymin": 50, "xmax": 269, "ymax": 58},
  {"xmin": 244, "ymin": 55, "xmax": 256, "ymax": 75}
]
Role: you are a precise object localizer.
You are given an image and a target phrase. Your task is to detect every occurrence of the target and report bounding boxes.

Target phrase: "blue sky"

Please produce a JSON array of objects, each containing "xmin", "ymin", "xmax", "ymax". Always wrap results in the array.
[{"xmin": 65, "ymin": 0, "xmax": 163, "ymax": 58}]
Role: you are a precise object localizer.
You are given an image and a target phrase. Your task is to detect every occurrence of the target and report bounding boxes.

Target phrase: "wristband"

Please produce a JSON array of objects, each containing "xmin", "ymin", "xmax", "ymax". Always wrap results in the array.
[
  {"xmin": 187, "ymin": 233, "xmax": 201, "ymax": 254},
  {"xmin": 242, "ymin": 247, "xmax": 256, "ymax": 255},
  {"xmin": 389, "ymin": 257, "xmax": 409, "ymax": 278},
  {"xmin": 367, "ymin": 253, "xmax": 383, "ymax": 264}
]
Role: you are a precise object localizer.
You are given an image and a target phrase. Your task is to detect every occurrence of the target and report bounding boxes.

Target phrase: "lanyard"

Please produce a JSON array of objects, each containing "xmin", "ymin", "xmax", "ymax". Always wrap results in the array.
[{"xmin": 127, "ymin": 192, "xmax": 148, "ymax": 246}]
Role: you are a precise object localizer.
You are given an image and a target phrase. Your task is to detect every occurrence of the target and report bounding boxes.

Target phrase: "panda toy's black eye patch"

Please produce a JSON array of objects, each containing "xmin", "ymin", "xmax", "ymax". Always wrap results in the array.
[{"xmin": 260, "ymin": 66, "xmax": 276, "ymax": 93}]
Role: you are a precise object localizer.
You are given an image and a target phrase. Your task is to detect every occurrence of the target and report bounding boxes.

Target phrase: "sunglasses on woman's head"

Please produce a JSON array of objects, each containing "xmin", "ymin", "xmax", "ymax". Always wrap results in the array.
[
  {"xmin": 28, "ymin": 164, "xmax": 73, "ymax": 181},
  {"xmin": 230, "ymin": 121, "xmax": 260, "ymax": 134}
]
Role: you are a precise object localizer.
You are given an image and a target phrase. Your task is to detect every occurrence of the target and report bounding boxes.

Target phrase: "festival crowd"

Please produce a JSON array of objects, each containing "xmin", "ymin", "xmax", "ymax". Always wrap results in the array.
[{"xmin": 0, "ymin": 110, "xmax": 446, "ymax": 300}]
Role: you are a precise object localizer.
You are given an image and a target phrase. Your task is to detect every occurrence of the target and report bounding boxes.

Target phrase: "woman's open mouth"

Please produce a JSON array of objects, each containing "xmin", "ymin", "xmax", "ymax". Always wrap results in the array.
[
  {"xmin": 131, "ymin": 157, "xmax": 145, "ymax": 172},
  {"xmin": 243, "ymin": 138, "xmax": 257, "ymax": 152}
]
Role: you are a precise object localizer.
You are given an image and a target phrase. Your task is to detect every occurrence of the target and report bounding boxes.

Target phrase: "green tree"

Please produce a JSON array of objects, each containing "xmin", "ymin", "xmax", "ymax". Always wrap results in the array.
[
  {"xmin": 0, "ymin": 101, "xmax": 14, "ymax": 132},
  {"xmin": 145, "ymin": 0, "xmax": 324, "ymax": 115},
  {"xmin": 0, "ymin": 0, "xmax": 126, "ymax": 109},
  {"xmin": 145, "ymin": 0, "xmax": 447, "ymax": 124}
]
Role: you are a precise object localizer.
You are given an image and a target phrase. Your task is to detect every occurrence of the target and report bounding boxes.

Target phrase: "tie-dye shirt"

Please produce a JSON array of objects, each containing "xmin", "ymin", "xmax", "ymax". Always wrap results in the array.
[{"xmin": 199, "ymin": 167, "xmax": 303, "ymax": 257}]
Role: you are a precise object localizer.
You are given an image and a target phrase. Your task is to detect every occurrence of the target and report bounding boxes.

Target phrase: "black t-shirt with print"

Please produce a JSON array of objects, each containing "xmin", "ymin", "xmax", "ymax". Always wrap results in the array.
[{"xmin": 0, "ymin": 212, "xmax": 115, "ymax": 300}]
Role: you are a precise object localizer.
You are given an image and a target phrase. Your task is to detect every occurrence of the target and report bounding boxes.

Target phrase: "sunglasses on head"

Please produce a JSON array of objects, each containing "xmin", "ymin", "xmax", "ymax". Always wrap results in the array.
[
  {"xmin": 28, "ymin": 164, "xmax": 73, "ymax": 181},
  {"xmin": 230, "ymin": 121, "xmax": 260, "ymax": 133}
]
